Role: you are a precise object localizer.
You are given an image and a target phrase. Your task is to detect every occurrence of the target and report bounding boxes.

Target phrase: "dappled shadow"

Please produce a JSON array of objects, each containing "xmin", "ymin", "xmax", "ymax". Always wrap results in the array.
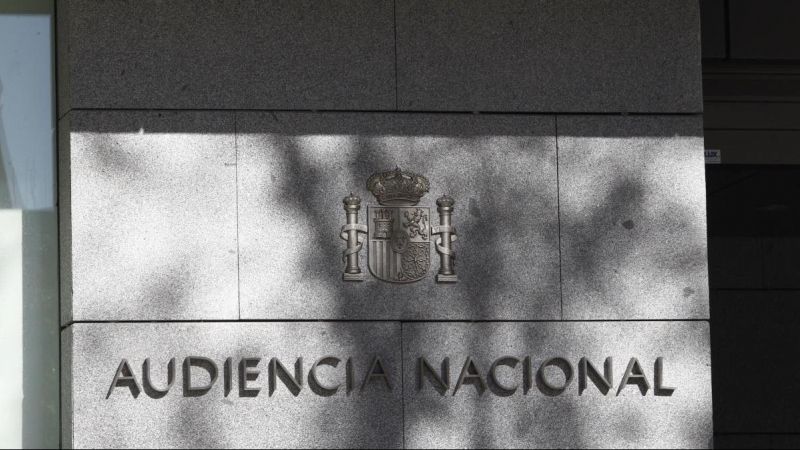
[
  {"xmin": 66, "ymin": 110, "xmax": 239, "ymax": 321},
  {"xmin": 68, "ymin": 111, "xmax": 711, "ymax": 448},
  {"xmin": 558, "ymin": 115, "xmax": 709, "ymax": 320},
  {"xmin": 237, "ymin": 112, "xmax": 559, "ymax": 321}
]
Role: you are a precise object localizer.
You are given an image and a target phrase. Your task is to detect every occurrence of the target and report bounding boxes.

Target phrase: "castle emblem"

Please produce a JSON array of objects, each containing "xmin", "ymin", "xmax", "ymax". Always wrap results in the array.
[{"xmin": 340, "ymin": 168, "xmax": 458, "ymax": 284}]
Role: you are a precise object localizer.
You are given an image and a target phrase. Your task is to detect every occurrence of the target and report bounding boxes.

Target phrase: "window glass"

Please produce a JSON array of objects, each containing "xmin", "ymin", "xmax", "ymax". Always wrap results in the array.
[{"xmin": 0, "ymin": 1, "xmax": 59, "ymax": 448}]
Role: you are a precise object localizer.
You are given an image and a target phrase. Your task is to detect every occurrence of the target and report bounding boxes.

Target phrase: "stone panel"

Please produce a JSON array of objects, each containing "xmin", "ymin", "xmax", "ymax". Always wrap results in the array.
[
  {"xmin": 61, "ymin": 111, "xmax": 238, "ymax": 322},
  {"xmin": 237, "ymin": 112, "xmax": 560, "ymax": 320},
  {"xmin": 402, "ymin": 322, "xmax": 713, "ymax": 449},
  {"xmin": 61, "ymin": 328, "xmax": 73, "ymax": 450},
  {"xmin": 60, "ymin": 0, "xmax": 395, "ymax": 111},
  {"xmin": 63, "ymin": 322, "xmax": 403, "ymax": 449},
  {"xmin": 559, "ymin": 116, "xmax": 709, "ymax": 320},
  {"xmin": 396, "ymin": 0, "xmax": 702, "ymax": 113}
]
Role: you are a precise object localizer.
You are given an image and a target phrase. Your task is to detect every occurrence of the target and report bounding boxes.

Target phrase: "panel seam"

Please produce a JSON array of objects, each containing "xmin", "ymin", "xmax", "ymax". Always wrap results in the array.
[
  {"xmin": 235, "ymin": 112, "xmax": 241, "ymax": 320},
  {"xmin": 63, "ymin": 318, "xmax": 712, "ymax": 326},
  {"xmin": 393, "ymin": 0, "xmax": 399, "ymax": 111},
  {"xmin": 555, "ymin": 115, "xmax": 564, "ymax": 321},
  {"xmin": 63, "ymin": 107, "xmax": 705, "ymax": 117},
  {"xmin": 400, "ymin": 321, "xmax": 406, "ymax": 449}
]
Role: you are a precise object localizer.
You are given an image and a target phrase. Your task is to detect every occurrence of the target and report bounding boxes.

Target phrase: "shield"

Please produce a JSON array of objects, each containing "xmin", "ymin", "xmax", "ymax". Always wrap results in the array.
[{"xmin": 368, "ymin": 206, "xmax": 431, "ymax": 283}]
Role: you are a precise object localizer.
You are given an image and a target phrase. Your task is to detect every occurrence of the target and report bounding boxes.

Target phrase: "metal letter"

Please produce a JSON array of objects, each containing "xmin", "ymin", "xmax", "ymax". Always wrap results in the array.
[
  {"xmin": 655, "ymin": 357, "xmax": 676, "ymax": 396},
  {"xmin": 524, "ymin": 356, "xmax": 532, "ymax": 394},
  {"xmin": 418, "ymin": 357, "xmax": 449, "ymax": 392},
  {"xmin": 143, "ymin": 358, "xmax": 175, "ymax": 398},
  {"xmin": 361, "ymin": 356, "xmax": 393, "ymax": 392},
  {"xmin": 310, "ymin": 356, "xmax": 343, "ymax": 394},
  {"xmin": 618, "ymin": 357, "xmax": 651, "ymax": 396},
  {"xmin": 341, "ymin": 193, "xmax": 368, "ymax": 281},
  {"xmin": 269, "ymin": 357, "xmax": 303, "ymax": 396},
  {"xmin": 347, "ymin": 358, "xmax": 355, "ymax": 394},
  {"xmin": 107, "ymin": 359, "xmax": 142, "ymax": 399},
  {"xmin": 454, "ymin": 357, "xmax": 488, "ymax": 395},
  {"xmin": 240, "ymin": 358, "xmax": 262, "ymax": 396},
  {"xmin": 489, "ymin": 356, "xmax": 521, "ymax": 394},
  {"xmin": 224, "ymin": 357, "xmax": 233, "ymax": 397},
  {"xmin": 432, "ymin": 195, "xmax": 458, "ymax": 283},
  {"xmin": 538, "ymin": 357, "xmax": 575, "ymax": 392},
  {"xmin": 185, "ymin": 357, "xmax": 219, "ymax": 394},
  {"xmin": 579, "ymin": 357, "xmax": 613, "ymax": 396}
]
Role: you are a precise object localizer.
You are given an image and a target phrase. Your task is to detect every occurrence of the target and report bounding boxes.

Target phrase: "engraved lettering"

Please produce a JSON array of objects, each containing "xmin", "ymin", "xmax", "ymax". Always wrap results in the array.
[
  {"xmin": 309, "ymin": 356, "xmax": 342, "ymax": 394},
  {"xmin": 240, "ymin": 358, "xmax": 262, "ymax": 396},
  {"xmin": 184, "ymin": 356, "xmax": 219, "ymax": 396},
  {"xmin": 107, "ymin": 359, "xmax": 141, "ymax": 399},
  {"xmin": 454, "ymin": 357, "xmax": 488, "ymax": 395},
  {"xmin": 224, "ymin": 357, "xmax": 233, "ymax": 397},
  {"xmin": 579, "ymin": 357, "xmax": 613, "ymax": 396},
  {"xmin": 655, "ymin": 357, "xmax": 676, "ymax": 396},
  {"xmin": 489, "ymin": 356, "xmax": 521, "ymax": 394},
  {"xmin": 362, "ymin": 356, "xmax": 393, "ymax": 392},
  {"xmin": 618, "ymin": 357, "xmax": 651, "ymax": 396},
  {"xmin": 270, "ymin": 357, "xmax": 303, "ymax": 396},
  {"xmin": 142, "ymin": 357, "xmax": 175, "ymax": 399},
  {"xmin": 418, "ymin": 357, "xmax": 449, "ymax": 393},
  {"xmin": 538, "ymin": 357, "xmax": 574, "ymax": 393},
  {"xmin": 346, "ymin": 358, "xmax": 355, "ymax": 394}
]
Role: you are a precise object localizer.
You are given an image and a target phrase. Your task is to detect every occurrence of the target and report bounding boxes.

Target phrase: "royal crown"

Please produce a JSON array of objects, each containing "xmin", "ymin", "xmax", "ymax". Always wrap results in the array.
[
  {"xmin": 436, "ymin": 194, "xmax": 455, "ymax": 208},
  {"xmin": 366, "ymin": 168, "xmax": 430, "ymax": 206},
  {"xmin": 342, "ymin": 192, "xmax": 362, "ymax": 206}
]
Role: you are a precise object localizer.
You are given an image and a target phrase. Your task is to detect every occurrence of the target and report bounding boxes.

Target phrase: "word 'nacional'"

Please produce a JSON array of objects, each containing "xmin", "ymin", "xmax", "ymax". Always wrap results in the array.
[{"xmin": 107, "ymin": 356, "xmax": 676, "ymax": 398}]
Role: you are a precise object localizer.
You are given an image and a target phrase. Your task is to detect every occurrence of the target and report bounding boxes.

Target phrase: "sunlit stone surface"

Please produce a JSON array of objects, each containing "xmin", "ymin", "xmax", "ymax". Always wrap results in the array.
[
  {"xmin": 56, "ymin": 0, "xmax": 712, "ymax": 447},
  {"xmin": 403, "ymin": 322, "xmax": 713, "ymax": 449},
  {"xmin": 237, "ymin": 112, "xmax": 560, "ymax": 321},
  {"xmin": 60, "ymin": 111, "xmax": 239, "ymax": 322},
  {"xmin": 63, "ymin": 323, "xmax": 403, "ymax": 449},
  {"xmin": 559, "ymin": 116, "xmax": 709, "ymax": 320}
]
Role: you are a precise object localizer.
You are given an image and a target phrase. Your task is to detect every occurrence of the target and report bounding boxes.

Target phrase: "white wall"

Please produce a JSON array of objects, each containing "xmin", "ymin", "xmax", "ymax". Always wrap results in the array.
[{"xmin": 0, "ymin": 211, "xmax": 23, "ymax": 449}]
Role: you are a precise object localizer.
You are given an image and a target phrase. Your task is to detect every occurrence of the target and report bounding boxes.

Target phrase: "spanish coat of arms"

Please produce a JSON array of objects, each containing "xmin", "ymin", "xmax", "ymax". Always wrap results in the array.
[{"xmin": 340, "ymin": 168, "xmax": 458, "ymax": 284}]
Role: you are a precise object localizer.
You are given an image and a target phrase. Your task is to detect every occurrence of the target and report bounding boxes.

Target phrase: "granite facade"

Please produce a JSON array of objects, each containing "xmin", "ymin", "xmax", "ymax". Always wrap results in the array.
[
  {"xmin": 59, "ymin": 111, "xmax": 239, "ymax": 323},
  {"xmin": 558, "ymin": 116, "xmax": 709, "ymax": 320},
  {"xmin": 57, "ymin": 0, "xmax": 702, "ymax": 114},
  {"xmin": 403, "ymin": 322, "xmax": 712, "ymax": 449},
  {"xmin": 395, "ymin": 0, "xmax": 703, "ymax": 113},
  {"xmin": 57, "ymin": 1, "xmax": 709, "ymax": 448},
  {"xmin": 63, "ymin": 322, "xmax": 711, "ymax": 449},
  {"xmin": 237, "ymin": 112, "xmax": 560, "ymax": 321},
  {"xmin": 64, "ymin": 323, "xmax": 403, "ymax": 449},
  {"xmin": 57, "ymin": 0, "xmax": 396, "ymax": 115}
]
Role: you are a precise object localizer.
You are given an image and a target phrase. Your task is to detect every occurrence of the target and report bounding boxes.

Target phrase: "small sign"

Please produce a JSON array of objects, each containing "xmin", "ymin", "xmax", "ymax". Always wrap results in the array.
[{"xmin": 705, "ymin": 149, "xmax": 722, "ymax": 164}]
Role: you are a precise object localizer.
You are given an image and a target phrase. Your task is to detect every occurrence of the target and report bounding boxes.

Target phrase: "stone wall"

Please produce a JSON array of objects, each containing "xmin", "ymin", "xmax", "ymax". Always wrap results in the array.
[{"xmin": 58, "ymin": 1, "xmax": 710, "ymax": 448}]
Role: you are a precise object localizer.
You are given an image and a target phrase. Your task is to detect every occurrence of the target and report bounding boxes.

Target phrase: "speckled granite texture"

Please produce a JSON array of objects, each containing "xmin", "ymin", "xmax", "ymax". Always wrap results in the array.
[
  {"xmin": 58, "ymin": 0, "xmax": 396, "ymax": 114},
  {"xmin": 64, "ymin": 323, "xmax": 403, "ymax": 449},
  {"xmin": 237, "ymin": 112, "xmax": 561, "ymax": 320},
  {"xmin": 403, "ymin": 322, "xmax": 713, "ymax": 449},
  {"xmin": 60, "ymin": 111, "xmax": 239, "ymax": 323},
  {"xmin": 396, "ymin": 0, "xmax": 703, "ymax": 113},
  {"xmin": 558, "ymin": 116, "xmax": 709, "ymax": 320},
  {"xmin": 63, "ymin": 322, "xmax": 712, "ymax": 449}
]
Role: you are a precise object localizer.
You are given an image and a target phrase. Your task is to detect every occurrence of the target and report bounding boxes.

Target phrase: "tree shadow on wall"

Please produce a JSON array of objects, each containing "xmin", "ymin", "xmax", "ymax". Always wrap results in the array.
[{"xmin": 73, "ymin": 111, "xmax": 710, "ymax": 448}]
